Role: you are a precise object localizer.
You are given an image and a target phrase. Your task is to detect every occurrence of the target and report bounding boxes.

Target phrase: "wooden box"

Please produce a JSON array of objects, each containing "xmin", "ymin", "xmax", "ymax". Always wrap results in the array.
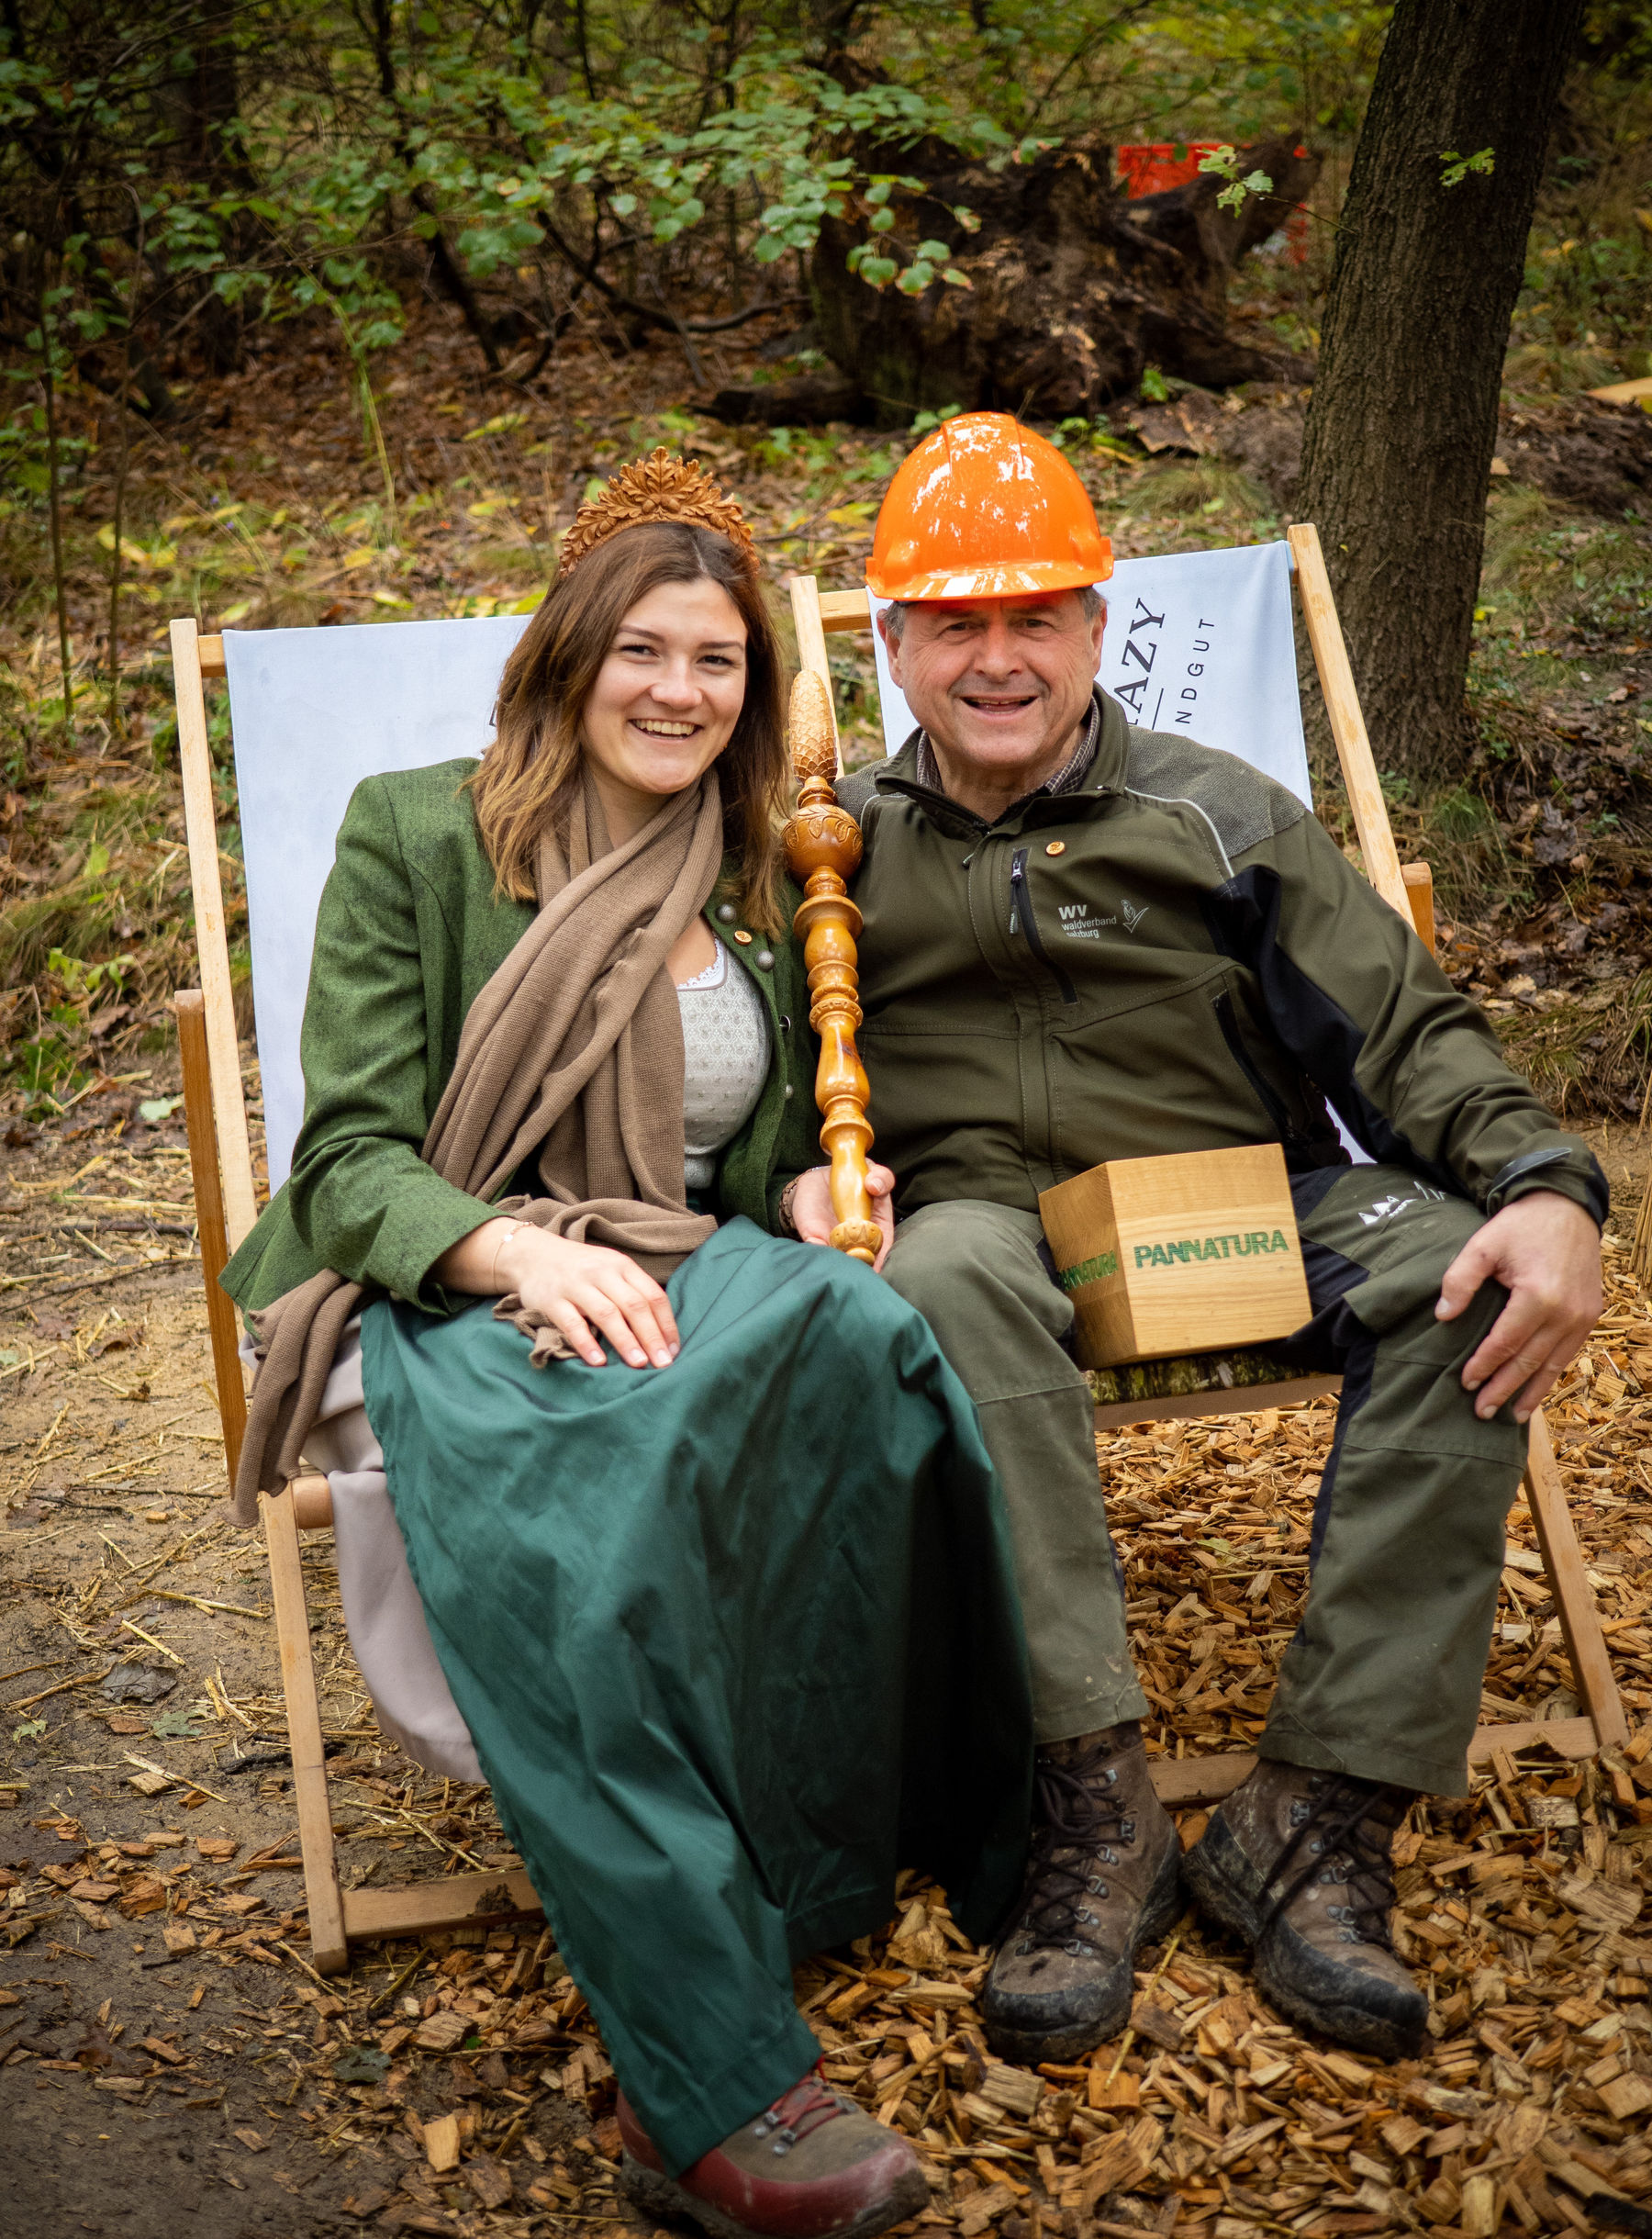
[{"xmin": 1038, "ymin": 1144, "xmax": 1311, "ymax": 1370}]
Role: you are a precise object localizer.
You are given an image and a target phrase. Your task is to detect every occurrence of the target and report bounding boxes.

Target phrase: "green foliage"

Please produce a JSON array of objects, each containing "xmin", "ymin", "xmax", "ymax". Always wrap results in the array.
[
  {"xmin": 1439, "ymin": 147, "xmax": 1495, "ymax": 188},
  {"xmin": 1198, "ymin": 143, "xmax": 1275, "ymax": 213},
  {"xmin": 0, "ymin": 0, "xmax": 1407, "ymax": 398}
]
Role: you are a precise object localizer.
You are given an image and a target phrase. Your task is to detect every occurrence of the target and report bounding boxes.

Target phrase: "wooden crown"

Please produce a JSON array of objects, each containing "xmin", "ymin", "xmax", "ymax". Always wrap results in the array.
[{"xmin": 555, "ymin": 448, "xmax": 758, "ymax": 580}]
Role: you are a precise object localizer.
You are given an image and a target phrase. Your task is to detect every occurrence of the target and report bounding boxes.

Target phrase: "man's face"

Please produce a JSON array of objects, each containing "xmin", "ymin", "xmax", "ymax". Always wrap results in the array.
[{"xmin": 881, "ymin": 590, "xmax": 1105, "ymax": 783}]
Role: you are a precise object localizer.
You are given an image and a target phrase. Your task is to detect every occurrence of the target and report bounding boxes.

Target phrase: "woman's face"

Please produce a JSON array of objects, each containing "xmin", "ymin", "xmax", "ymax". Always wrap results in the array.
[{"xmin": 580, "ymin": 577, "xmax": 749, "ymax": 821}]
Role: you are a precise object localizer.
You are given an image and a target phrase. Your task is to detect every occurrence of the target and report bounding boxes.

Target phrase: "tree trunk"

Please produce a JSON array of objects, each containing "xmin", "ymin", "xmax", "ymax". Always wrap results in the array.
[
  {"xmin": 1296, "ymin": 0, "xmax": 1584, "ymax": 790},
  {"xmin": 179, "ymin": 11, "xmax": 258, "ymax": 374}
]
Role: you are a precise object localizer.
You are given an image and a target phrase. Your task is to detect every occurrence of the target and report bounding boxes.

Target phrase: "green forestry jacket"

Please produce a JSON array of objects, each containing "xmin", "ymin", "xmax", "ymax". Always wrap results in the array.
[
  {"xmin": 838, "ymin": 692, "xmax": 1607, "ymax": 1227},
  {"xmin": 221, "ymin": 760, "xmax": 821, "ymax": 1321}
]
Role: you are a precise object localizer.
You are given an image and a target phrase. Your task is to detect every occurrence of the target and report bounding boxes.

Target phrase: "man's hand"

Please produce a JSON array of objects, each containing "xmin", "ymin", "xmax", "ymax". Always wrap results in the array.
[
  {"xmin": 1436, "ymin": 1190, "xmax": 1602, "ymax": 1423},
  {"xmin": 789, "ymin": 1162, "xmax": 897, "ymax": 1271}
]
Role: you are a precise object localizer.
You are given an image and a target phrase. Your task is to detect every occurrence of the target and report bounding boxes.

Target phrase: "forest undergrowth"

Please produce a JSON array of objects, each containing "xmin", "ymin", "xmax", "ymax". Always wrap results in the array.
[{"xmin": 1, "ymin": 295, "xmax": 1647, "ymax": 1148}]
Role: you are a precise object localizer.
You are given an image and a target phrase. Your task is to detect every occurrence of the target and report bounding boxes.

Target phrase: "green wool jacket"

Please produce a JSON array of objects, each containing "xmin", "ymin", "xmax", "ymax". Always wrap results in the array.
[
  {"xmin": 221, "ymin": 760, "xmax": 821, "ymax": 1320},
  {"xmin": 837, "ymin": 691, "xmax": 1607, "ymax": 1227}
]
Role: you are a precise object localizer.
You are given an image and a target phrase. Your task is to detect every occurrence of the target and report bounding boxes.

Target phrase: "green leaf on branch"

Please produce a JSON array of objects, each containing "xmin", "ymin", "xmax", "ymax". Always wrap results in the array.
[{"xmin": 1440, "ymin": 147, "xmax": 1495, "ymax": 188}]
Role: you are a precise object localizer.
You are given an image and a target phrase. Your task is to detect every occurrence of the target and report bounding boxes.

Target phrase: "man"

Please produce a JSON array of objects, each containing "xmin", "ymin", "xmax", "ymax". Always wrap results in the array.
[{"xmin": 820, "ymin": 412, "xmax": 1605, "ymax": 2066}]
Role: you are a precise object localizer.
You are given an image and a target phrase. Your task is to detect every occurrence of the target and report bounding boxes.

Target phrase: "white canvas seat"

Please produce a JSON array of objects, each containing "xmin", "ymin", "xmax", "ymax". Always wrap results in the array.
[
  {"xmin": 169, "ymin": 523, "xmax": 1624, "ymax": 1971},
  {"xmin": 223, "ymin": 619, "xmax": 550, "ymax": 1783}
]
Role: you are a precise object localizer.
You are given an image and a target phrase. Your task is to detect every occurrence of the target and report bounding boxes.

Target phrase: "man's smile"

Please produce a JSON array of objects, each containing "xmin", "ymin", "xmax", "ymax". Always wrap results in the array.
[{"xmin": 960, "ymin": 691, "xmax": 1042, "ymax": 716}]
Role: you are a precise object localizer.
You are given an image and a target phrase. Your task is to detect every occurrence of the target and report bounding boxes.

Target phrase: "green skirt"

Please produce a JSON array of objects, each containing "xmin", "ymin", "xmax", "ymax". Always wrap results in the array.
[{"xmin": 361, "ymin": 1218, "xmax": 1031, "ymax": 2173}]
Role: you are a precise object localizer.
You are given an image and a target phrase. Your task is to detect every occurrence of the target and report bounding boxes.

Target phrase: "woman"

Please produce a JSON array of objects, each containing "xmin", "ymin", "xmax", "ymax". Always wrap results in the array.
[{"xmin": 223, "ymin": 453, "xmax": 1032, "ymax": 2239}]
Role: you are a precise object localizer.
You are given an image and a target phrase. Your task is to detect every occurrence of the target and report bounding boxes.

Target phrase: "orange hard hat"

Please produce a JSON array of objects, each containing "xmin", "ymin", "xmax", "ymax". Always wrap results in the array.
[{"xmin": 866, "ymin": 411, "xmax": 1112, "ymax": 601}]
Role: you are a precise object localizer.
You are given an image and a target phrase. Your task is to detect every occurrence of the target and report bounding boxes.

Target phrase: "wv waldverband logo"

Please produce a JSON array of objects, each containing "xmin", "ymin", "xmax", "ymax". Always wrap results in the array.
[{"xmin": 1055, "ymin": 899, "xmax": 1148, "ymax": 940}]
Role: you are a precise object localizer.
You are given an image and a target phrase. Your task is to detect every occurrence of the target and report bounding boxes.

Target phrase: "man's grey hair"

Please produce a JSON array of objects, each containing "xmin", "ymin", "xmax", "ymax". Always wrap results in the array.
[{"xmin": 879, "ymin": 583, "xmax": 1104, "ymax": 644}]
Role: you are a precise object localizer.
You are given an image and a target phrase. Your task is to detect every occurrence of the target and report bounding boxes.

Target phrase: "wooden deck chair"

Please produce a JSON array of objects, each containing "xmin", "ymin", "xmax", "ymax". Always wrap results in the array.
[
  {"xmin": 173, "ymin": 611, "xmax": 549, "ymax": 1975},
  {"xmin": 787, "ymin": 521, "xmax": 1627, "ymax": 1814},
  {"xmin": 169, "ymin": 524, "xmax": 1624, "ymax": 1973}
]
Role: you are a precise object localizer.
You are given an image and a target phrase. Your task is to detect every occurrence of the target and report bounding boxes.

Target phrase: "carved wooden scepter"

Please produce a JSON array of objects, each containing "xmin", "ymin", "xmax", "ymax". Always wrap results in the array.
[{"xmin": 781, "ymin": 669, "xmax": 881, "ymax": 1264}]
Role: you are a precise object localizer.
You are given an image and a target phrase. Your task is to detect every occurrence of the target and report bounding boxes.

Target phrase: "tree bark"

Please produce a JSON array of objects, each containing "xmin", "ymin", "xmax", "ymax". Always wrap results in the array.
[
  {"xmin": 370, "ymin": 0, "xmax": 503, "ymax": 371},
  {"xmin": 178, "ymin": 10, "xmax": 259, "ymax": 373},
  {"xmin": 1296, "ymin": 0, "xmax": 1584, "ymax": 789}
]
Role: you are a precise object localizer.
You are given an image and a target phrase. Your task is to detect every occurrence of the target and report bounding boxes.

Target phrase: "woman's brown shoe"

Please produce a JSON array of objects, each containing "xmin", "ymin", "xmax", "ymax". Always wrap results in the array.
[{"xmin": 617, "ymin": 2067, "xmax": 928, "ymax": 2239}]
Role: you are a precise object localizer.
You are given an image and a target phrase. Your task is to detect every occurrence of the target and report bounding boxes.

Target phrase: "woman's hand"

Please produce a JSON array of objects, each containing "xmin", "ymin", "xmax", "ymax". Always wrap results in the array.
[
  {"xmin": 437, "ymin": 1218, "xmax": 680, "ymax": 1370},
  {"xmin": 787, "ymin": 1163, "xmax": 897, "ymax": 1272}
]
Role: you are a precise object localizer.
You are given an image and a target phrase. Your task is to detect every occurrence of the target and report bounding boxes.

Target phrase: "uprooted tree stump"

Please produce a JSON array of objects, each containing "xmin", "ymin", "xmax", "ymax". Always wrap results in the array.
[{"xmin": 710, "ymin": 134, "xmax": 1321, "ymax": 428}]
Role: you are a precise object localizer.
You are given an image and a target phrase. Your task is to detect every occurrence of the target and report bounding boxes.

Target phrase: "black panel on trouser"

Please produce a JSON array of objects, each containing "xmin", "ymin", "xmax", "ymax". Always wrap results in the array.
[
  {"xmin": 1200, "ymin": 866, "xmax": 1461, "ymax": 1195},
  {"xmin": 1267, "ymin": 1168, "xmax": 1369, "ymax": 1379},
  {"xmin": 1307, "ymin": 1328, "xmax": 1376, "ymax": 1569}
]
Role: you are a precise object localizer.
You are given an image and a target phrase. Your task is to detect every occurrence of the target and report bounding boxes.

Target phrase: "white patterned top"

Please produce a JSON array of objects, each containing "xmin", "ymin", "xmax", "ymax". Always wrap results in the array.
[{"xmin": 677, "ymin": 937, "xmax": 771, "ymax": 1192}]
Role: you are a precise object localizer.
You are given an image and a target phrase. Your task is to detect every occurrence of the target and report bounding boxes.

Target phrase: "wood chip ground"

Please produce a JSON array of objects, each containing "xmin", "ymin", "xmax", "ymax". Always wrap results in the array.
[{"xmin": 1, "ymin": 1116, "xmax": 1649, "ymax": 2236}]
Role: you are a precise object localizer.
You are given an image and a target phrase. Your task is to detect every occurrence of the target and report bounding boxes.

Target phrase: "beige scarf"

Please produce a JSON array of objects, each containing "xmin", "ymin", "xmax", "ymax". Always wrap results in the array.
[{"xmin": 229, "ymin": 766, "xmax": 725, "ymax": 1526}]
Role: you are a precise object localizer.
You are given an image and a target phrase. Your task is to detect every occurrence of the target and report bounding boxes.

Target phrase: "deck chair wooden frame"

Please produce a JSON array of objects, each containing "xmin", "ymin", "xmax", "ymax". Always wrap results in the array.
[{"xmin": 169, "ymin": 522, "xmax": 1623, "ymax": 1972}]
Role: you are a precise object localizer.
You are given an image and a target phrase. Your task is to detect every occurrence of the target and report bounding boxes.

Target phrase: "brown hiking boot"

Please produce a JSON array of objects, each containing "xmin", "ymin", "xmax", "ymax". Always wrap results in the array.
[
  {"xmin": 980, "ymin": 1720, "xmax": 1183, "ymax": 2063},
  {"xmin": 1184, "ymin": 1759, "xmax": 1426, "ymax": 2062},
  {"xmin": 617, "ymin": 2067, "xmax": 927, "ymax": 2239}
]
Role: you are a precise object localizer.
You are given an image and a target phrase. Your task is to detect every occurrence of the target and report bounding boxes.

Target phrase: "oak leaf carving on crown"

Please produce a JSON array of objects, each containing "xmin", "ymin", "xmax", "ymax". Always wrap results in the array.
[{"xmin": 555, "ymin": 448, "xmax": 758, "ymax": 580}]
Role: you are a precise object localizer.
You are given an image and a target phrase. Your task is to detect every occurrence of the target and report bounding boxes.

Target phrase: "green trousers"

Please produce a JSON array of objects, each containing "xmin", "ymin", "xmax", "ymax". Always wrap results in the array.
[{"xmin": 883, "ymin": 1165, "xmax": 1527, "ymax": 1796}]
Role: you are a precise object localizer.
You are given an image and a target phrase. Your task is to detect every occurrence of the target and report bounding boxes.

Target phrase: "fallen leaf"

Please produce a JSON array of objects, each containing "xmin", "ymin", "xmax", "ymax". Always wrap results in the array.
[
  {"xmin": 102, "ymin": 1664, "xmax": 176, "ymax": 1706},
  {"xmin": 331, "ymin": 2044, "xmax": 390, "ymax": 2085}
]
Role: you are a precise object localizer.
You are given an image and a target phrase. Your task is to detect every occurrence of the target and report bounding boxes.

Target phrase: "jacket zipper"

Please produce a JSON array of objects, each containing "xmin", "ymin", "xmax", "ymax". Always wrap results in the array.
[
  {"xmin": 1212, "ymin": 990, "xmax": 1302, "ymax": 1148},
  {"xmin": 1009, "ymin": 847, "xmax": 1077, "ymax": 1004}
]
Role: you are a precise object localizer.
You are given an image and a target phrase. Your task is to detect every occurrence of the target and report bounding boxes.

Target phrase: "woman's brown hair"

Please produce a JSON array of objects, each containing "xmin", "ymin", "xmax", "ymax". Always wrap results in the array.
[{"xmin": 469, "ymin": 521, "xmax": 788, "ymax": 934}]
